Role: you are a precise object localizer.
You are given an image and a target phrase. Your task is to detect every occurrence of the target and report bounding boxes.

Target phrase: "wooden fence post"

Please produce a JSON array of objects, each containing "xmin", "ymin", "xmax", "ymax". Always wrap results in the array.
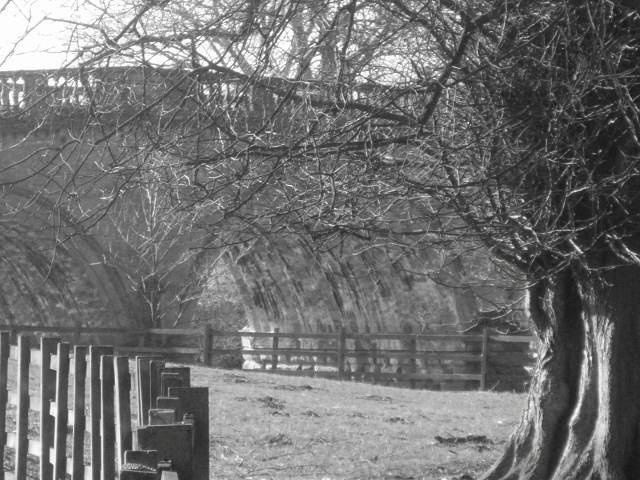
[
  {"xmin": 337, "ymin": 326, "xmax": 346, "ymax": 380},
  {"xmin": 149, "ymin": 360, "xmax": 166, "ymax": 417},
  {"xmin": 114, "ymin": 356, "xmax": 132, "ymax": 470},
  {"xmin": 90, "ymin": 345, "xmax": 113, "ymax": 480},
  {"xmin": 0, "ymin": 332, "xmax": 8, "ymax": 480},
  {"xmin": 480, "ymin": 327, "xmax": 489, "ymax": 390},
  {"xmin": 53, "ymin": 342, "xmax": 70, "ymax": 480},
  {"xmin": 371, "ymin": 343, "xmax": 378, "ymax": 385},
  {"xmin": 202, "ymin": 324, "xmax": 213, "ymax": 366},
  {"xmin": 138, "ymin": 329, "xmax": 150, "ymax": 348},
  {"xmin": 101, "ymin": 355, "xmax": 116, "ymax": 480},
  {"xmin": 40, "ymin": 337, "xmax": 59, "ymax": 480},
  {"xmin": 71, "ymin": 346, "xmax": 87, "ymax": 480},
  {"xmin": 271, "ymin": 328, "xmax": 280, "ymax": 370},
  {"xmin": 135, "ymin": 356, "xmax": 162, "ymax": 427},
  {"xmin": 15, "ymin": 335, "xmax": 30, "ymax": 480},
  {"xmin": 408, "ymin": 336, "xmax": 417, "ymax": 389},
  {"xmin": 167, "ymin": 387, "xmax": 209, "ymax": 480}
]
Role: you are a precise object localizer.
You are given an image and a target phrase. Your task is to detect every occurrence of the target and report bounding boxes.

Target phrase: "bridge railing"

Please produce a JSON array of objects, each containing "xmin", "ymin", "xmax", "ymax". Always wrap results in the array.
[
  {"xmin": 0, "ymin": 67, "xmax": 420, "ymax": 121},
  {"xmin": 0, "ymin": 67, "xmax": 191, "ymax": 113}
]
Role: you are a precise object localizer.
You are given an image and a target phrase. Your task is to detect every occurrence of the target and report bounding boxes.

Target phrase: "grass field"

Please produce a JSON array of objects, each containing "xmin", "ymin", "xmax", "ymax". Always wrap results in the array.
[
  {"xmin": 188, "ymin": 365, "xmax": 527, "ymax": 480},
  {"xmin": 1, "ymin": 358, "xmax": 526, "ymax": 479}
]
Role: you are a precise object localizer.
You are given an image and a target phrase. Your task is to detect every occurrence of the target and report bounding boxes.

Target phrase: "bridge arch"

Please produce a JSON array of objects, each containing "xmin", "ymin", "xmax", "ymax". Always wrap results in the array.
[{"xmin": 0, "ymin": 186, "xmax": 144, "ymax": 328}]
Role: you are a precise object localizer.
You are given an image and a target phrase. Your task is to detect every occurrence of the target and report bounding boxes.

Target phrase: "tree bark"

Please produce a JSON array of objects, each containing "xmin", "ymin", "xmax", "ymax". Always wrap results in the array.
[{"xmin": 482, "ymin": 265, "xmax": 640, "ymax": 480}]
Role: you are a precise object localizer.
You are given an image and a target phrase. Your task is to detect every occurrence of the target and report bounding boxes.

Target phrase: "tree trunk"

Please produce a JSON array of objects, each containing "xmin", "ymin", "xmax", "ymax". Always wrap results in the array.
[
  {"xmin": 482, "ymin": 265, "xmax": 640, "ymax": 480},
  {"xmin": 448, "ymin": 256, "xmax": 480, "ymax": 327}
]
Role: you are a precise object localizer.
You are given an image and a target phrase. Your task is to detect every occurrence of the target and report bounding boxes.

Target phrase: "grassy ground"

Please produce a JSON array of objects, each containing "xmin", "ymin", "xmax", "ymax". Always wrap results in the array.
[
  {"xmin": 188, "ymin": 365, "xmax": 526, "ymax": 480},
  {"xmin": 1, "ymin": 357, "xmax": 526, "ymax": 479}
]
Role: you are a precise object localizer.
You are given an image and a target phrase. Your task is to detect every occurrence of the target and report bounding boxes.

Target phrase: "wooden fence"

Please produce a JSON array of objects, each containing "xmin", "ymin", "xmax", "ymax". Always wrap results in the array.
[
  {"xmin": 0, "ymin": 325, "xmax": 536, "ymax": 391},
  {"xmin": 217, "ymin": 327, "xmax": 536, "ymax": 391},
  {"xmin": 0, "ymin": 332, "xmax": 132, "ymax": 480},
  {"xmin": 0, "ymin": 330, "xmax": 211, "ymax": 480}
]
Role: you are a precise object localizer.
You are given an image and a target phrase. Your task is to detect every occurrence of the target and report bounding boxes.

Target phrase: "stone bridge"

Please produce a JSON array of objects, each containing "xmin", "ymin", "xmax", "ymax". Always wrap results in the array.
[
  {"xmin": 0, "ymin": 67, "xmax": 525, "ymax": 334},
  {"xmin": 0, "ymin": 67, "xmax": 220, "ymax": 329}
]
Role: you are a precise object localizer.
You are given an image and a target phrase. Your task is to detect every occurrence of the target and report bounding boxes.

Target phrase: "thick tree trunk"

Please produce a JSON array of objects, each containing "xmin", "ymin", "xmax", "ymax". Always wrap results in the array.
[{"xmin": 482, "ymin": 265, "xmax": 640, "ymax": 480}]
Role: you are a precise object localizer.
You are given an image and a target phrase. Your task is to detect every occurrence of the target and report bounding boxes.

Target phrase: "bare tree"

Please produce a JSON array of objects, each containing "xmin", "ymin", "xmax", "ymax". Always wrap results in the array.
[{"xmin": 96, "ymin": 159, "xmax": 208, "ymax": 328}]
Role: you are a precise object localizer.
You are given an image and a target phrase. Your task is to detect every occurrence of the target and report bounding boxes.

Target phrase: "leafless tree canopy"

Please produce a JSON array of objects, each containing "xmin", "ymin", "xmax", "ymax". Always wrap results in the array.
[
  {"xmin": 6, "ymin": 0, "xmax": 629, "ymax": 281},
  {"xmin": 3, "ymin": 1, "xmax": 640, "ymax": 476}
]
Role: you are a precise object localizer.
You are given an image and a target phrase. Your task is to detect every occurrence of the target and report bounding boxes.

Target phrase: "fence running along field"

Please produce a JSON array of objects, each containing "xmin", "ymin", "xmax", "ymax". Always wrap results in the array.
[
  {"xmin": 224, "ymin": 327, "xmax": 535, "ymax": 391},
  {"xmin": 0, "ymin": 325, "xmax": 536, "ymax": 391},
  {"xmin": 0, "ymin": 332, "xmax": 130, "ymax": 480}
]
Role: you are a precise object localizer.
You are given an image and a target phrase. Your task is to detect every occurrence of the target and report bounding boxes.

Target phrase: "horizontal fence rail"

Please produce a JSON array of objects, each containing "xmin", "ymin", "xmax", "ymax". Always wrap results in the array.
[
  {"xmin": 0, "ymin": 325, "xmax": 536, "ymax": 391},
  {"xmin": 0, "ymin": 325, "xmax": 203, "ymax": 360}
]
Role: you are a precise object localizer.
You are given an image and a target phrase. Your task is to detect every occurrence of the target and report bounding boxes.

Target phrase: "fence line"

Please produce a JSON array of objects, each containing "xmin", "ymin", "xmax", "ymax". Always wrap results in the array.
[
  {"xmin": 0, "ymin": 324, "xmax": 536, "ymax": 391},
  {"xmin": 207, "ymin": 326, "xmax": 535, "ymax": 390}
]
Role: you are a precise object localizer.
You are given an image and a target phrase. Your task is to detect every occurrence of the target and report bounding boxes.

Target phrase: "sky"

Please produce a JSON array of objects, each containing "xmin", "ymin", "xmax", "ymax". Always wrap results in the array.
[{"xmin": 0, "ymin": 0, "xmax": 82, "ymax": 71}]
